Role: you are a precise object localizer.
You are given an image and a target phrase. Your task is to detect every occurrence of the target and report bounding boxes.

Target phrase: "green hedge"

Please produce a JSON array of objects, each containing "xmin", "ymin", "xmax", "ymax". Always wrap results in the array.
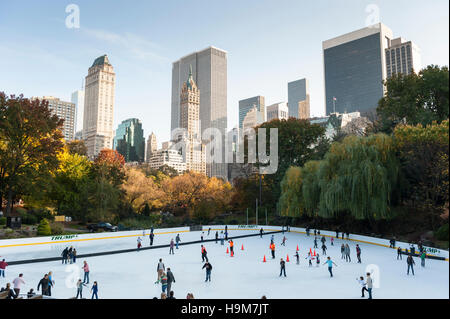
[{"xmin": 435, "ymin": 224, "xmax": 449, "ymax": 241}]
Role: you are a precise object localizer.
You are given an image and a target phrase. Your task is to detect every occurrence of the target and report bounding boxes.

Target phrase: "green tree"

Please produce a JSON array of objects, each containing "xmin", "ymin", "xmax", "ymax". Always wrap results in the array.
[
  {"xmin": 377, "ymin": 65, "xmax": 449, "ymax": 132},
  {"xmin": 37, "ymin": 218, "xmax": 52, "ymax": 236},
  {"xmin": 66, "ymin": 140, "xmax": 88, "ymax": 156}
]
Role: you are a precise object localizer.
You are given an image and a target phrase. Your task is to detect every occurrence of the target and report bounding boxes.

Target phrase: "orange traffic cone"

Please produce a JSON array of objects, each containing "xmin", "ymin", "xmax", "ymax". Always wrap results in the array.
[
  {"xmin": 296, "ymin": 245, "xmax": 299, "ymax": 251},
  {"xmin": 313, "ymin": 249, "xmax": 316, "ymax": 256},
  {"xmin": 241, "ymin": 244, "xmax": 244, "ymax": 250},
  {"xmin": 309, "ymin": 248, "xmax": 312, "ymax": 255},
  {"xmin": 231, "ymin": 250, "xmax": 234, "ymax": 257},
  {"xmin": 263, "ymin": 255, "xmax": 266, "ymax": 262},
  {"xmin": 286, "ymin": 254, "xmax": 290, "ymax": 262},
  {"xmin": 226, "ymin": 247, "xmax": 229, "ymax": 254}
]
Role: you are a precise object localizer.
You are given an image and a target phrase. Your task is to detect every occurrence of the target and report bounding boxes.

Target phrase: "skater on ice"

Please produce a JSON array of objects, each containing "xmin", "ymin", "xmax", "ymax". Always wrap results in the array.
[
  {"xmin": 316, "ymin": 253, "xmax": 321, "ymax": 267},
  {"xmin": 202, "ymin": 261, "xmax": 212, "ymax": 282},
  {"xmin": 137, "ymin": 237, "xmax": 143, "ymax": 251},
  {"xmin": 397, "ymin": 246, "xmax": 403, "ymax": 260},
  {"xmin": 220, "ymin": 231, "xmax": 225, "ymax": 245},
  {"xmin": 281, "ymin": 236, "xmax": 286, "ymax": 246},
  {"xmin": 270, "ymin": 242, "xmax": 276, "ymax": 259},
  {"xmin": 305, "ymin": 252, "xmax": 312, "ymax": 267},
  {"xmin": 37, "ymin": 274, "xmax": 50, "ymax": 296},
  {"xmin": 260, "ymin": 228, "xmax": 264, "ymax": 238},
  {"xmin": 201, "ymin": 232, "xmax": 204, "ymax": 242},
  {"xmin": 215, "ymin": 231, "xmax": 219, "ymax": 243},
  {"xmin": 82, "ymin": 261, "xmax": 90, "ymax": 284},
  {"xmin": 407, "ymin": 254, "xmax": 415, "ymax": 276},
  {"xmin": 157, "ymin": 259, "xmax": 165, "ymax": 280},
  {"xmin": 91, "ymin": 281, "xmax": 99, "ymax": 299},
  {"xmin": 0, "ymin": 259, "xmax": 8, "ymax": 277},
  {"xmin": 149, "ymin": 232, "xmax": 155, "ymax": 246},
  {"xmin": 279, "ymin": 258, "xmax": 286, "ymax": 277},
  {"xmin": 155, "ymin": 272, "xmax": 168, "ymax": 293},
  {"xmin": 12, "ymin": 273, "xmax": 25, "ymax": 297},
  {"xmin": 366, "ymin": 273, "xmax": 373, "ymax": 299},
  {"xmin": 331, "ymin": 237, "xmax": 334, "ymax": 246},
  {"xmin": 323, "ymin": 257, "xmax": 337, "ymax": 277},
  {"xmin": 356, "ymin": 244, "xmax": 362, "ymax": 263},
  {"xmin": 201, "ymin": 245, "xmax": 209, "ymax": 262},
  {"xmin": 345, "ymin": 244, "xmax": 351, "ymax": 262},
  {"xmin": 356, "ymin": 276, "xmax": 368, "ymax": 298},
  {"xmin": 295, "ymin": 251, "xmax": 300, "ymax": 265},
  {"xmin": 313, "ymin": 237, "xmax": 318, "ymax": 248},
  {"xmin": 169, "ymin": 238, "xmax": 175, "ymax": 255},
  {"xmin": 420, "ymin": 251, "xmax": 426, "ymax": 268},
  {"xmin": 166, "ymin": 268, "xmax": 176, "ymax": 295},
  {"xmin": 75, "ymin": 279, "xmax": 87, "ymax": 299},
  {"xmin": 176, "ymin": 234, "xmax": 181, "ymax": 249},
  {"xmin": 228, "ymin": 239, "xmax": 234, "ymax": 257},
  {"xmin": 61, "ymin": 247, "xmax": 69, "ymax": 264},
  {"xmin": 321, "ymin": 243, "xmax": 327, "ymax": 255}
]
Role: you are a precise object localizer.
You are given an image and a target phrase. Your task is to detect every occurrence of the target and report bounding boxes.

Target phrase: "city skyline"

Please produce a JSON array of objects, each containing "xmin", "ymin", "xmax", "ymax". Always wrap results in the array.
[{"xmin": 0, "ymin": 0, "xmax": 448, "ymax": 145}]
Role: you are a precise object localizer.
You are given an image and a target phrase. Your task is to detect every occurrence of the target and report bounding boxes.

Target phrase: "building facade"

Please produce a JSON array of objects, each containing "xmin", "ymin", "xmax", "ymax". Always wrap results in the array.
[
  {"xmin": 146, "ymin": 132, "xmax": 157, "ymax": 163},
  {"xmin": 238, "ymin": 96, "xmax": 265, "ymax": 129},
  {"xmin": 176, "ymin": 67, "xmax": 206, "ymax": 174},
  {"xmin": 33, "ymin": 96, "xmax": 76, "ymax": 141},
  {"xmin": 71, "ymin": 89, "xmax": 85, "ymax": 135},
  {"xmin": 83, "ymin": 55, "xmax": 116, "ymax": 159},
  {"xmin": 171, "ymin": 46, "xmax": 227, "ymax": 179},
  {"xmin": 148, "ymin": 149, "xmax": 186, "ymax": 175},
  {"xmin": 323, "ymin": 23, "xmax": 393, "ymax": 115},
  {"xmin": 266, "ymin": 102, "xmax": 289, "ymax": 122},
  {"xmin": 113, "ymin": 118, "xmax": 145, "ymax": 163},
  {"xmin": 288, "ymin": 78, "xmax": 309, "ymax": 119},
  {"xmin": 385, "ymin": 37, "xmax": 421, "ymax": 78}
]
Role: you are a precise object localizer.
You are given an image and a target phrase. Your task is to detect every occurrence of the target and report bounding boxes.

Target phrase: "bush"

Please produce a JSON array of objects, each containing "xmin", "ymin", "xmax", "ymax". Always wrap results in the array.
[
  {"xmin": 0, "ymin": 217, "xmax": 6, "ymax": 226},
  {"xmin": 37, "ymin": 218, "xmax": 52, "ymax": 236},
  {"xmin": 50, "ymin": 222, "xmax": 64, "ymax": 235},
  {"xmin": 20, "ymin": 213, "xmax": 38, "ymax": 225},
  {"xmin": 435, "ymin": 224, "xmax": 449, "ymax": 241}
]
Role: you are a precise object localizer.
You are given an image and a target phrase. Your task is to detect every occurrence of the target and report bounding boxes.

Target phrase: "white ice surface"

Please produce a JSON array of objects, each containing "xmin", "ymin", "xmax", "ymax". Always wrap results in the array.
[{"xmin": 0, "ymin": 229, "xmax": 448, "ymax": 299}]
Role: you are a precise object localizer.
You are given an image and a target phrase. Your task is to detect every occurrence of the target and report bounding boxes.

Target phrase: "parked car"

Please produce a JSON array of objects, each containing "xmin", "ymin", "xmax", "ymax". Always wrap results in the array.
[{"xmin": 87, "ymin": 222, "xmax": 118, "ymax": 232}]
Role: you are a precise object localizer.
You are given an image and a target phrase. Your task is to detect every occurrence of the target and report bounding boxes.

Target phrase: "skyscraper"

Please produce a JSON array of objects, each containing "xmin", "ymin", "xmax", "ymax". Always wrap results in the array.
[
  {"xmin": 266, "ymin": 102, "xmax": 289, "ymax": 122},
  {"xmin": 113, "ymin": 118, "xmax": 145, "ymax": 163},
  {"xmin": 288, "ymin": 78, "xmax": 309, "ymax": 119},
  {"xmin": 385, "ymin": 37, "xmax": 421, "ymax": 78},
  {"xmin": 32, "ymin": 96, "xmax": 76, "ymax": 141},
  {"xmin": 71, "ymin": 89, "xmax": 84, "ymax": 136},
  {"xmin": 239, "ymin": 96, "xmax": 265, "ymax": 129},
  {"xmin": 171, "ymin": 46, "xmax": 227, "ymax": 179},
  {"xmin": 177, "ymin": 67, "xmax": 206, "ymax": 174},
  {"xmin": 146, "ymin": 132, "xmax": 157, "ymax": 163},
  {"xmin": 323, "ymin": 23, "xmax": 393, "ymax": 115},
  {"xmin": 83, "ymin": 55, "xmax": 116, "ymax": 159}
]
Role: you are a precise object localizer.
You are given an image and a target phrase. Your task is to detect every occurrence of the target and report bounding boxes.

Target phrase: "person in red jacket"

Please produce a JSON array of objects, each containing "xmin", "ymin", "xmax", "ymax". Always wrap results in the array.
[
  {"xmin": 0, "ymin": 259, "xmax": 8, "ymax": 277},
  {"xmin": 270, "ymin": 243, "xmax": 276, "ymax": 259},
  {"xmin": 228, "ymin": 239, "xmax": 234, "ymax": 256}
]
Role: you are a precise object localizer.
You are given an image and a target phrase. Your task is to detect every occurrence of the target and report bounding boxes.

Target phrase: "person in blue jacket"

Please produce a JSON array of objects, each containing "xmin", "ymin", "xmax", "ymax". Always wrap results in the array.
[
  {"xmin": 91, "ymin": 281, "xmax": 99, "ymax": 299},
  {"xmin": 323, "ymin": 257, "xmax": 337, "ymax": 277}
]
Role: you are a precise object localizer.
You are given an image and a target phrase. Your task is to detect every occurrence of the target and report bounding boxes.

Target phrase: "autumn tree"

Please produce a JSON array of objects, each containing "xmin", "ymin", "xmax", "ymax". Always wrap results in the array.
[{"xmin": 0, "ymin": 93, "xmax": 64, "ymax": 215}]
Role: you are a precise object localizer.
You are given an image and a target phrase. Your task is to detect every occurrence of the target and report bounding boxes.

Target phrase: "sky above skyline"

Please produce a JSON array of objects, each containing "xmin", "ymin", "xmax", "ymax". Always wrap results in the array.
[{"xmin": 0, "ymin": 0, "xmax": 449, "ymax": 145}]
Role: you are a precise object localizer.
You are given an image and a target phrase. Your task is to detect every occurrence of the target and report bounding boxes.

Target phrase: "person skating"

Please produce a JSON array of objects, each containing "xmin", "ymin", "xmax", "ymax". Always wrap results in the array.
[
  {"xmin": 270, "ymin": 234, "xmax": 274, "ymax": 244},
  {"xmin": 137, "ymin": 237, "xmax": 143, "ymax": 251},
  {"xmin": 279, "ymin": 258, "xmax": 286, "ymax": 277},
  {"xmin": 37, "ymin": 274, "xmax": 50, "ymax": 296},
  {"xmin": 313, "ymin": 237, "xmax": 318, "ymax": 249},
  {"xmin": 149, "ymin": 232, "xmax": 155, "ymax": 246},
  {"xmin": 397, "ymin": 247, "xmax": 403, "ymax": 260},
  {"xmin": 91, "ymin": 281, "xmax": 98, "ymax": 299},
  {"xmin": 356, "ymin": 276, "xmax": 368, "ymax": 298},
  {"xmin": 202, "ymin": 262, "xmax": 212, "ymax": 282},
  {"xmin": 366, "ymin": 273, "xmax": 373, "ymax": 299},
  {"xmin": 201, "ymin": 232, "xmax": 204, "ymax": 242},
  {"xmin": 207, "ymin": 228, "xmax": 211, "ymax": 236},
  {"xmin": 341, "ymin": 244, "xmax": 345, "ymax": 259},
  {"xmin": 215, "ymin": 231, "xmax": 219, "ymax": 244},
  {"xmin": 75, "ymin": 279, "xmax": 87, "ymax": 299},
  {"xmin": 346, "ymin": 232, "xmax": 350, "ymax": 240},
  {"xmin": 335, "ymin": 229, "xmax": 339, "ymax": 239},
  {"xmin": 155, "ymin": 272, "xmax": 168, "ymax": 293},
  {"xmin": 316, "ymin": 253, "xmax": 321, "ymax": 267},
  {"xmin": 270, "ymin": 242, "xmax": 276, "ymax": 259},
  {"xmin": 220, "ymin": 231, "xmax": 225, "ymax": 245},
  {"xmin": 321, "ymin": 236, "xmax": 326, "ymax": 245},
  {"xmin": 305, "ymin": 252, "xmax": 312, "ymax": 267},
  {"xmin": 68, "ymin": 246, "xmax": 73, "ymax": 264},
  {"xmin": 281, "ymin": 236, "xmax": 286, "ymax": 246},
  {"xmin": 321, "ymin": 243, "xmax": 327, "ymax": 255},
  {"xmin": 72, "ymin": 248, "xmax": 77, "ymax": 263},
  {"xmin": 47, "ymin": 271, "xmax": 55, "ymax": 296},
  {"xmin": 228, "ymin": 239, "xmax": 234, "ymax": 257},
  {"xmin": 169, "ymin": 239, "xmax": 175, "ymax": 255},
  {"xmin": 12, "ymin": 273, "xmax": 25, "ymax": 297},
  {"xmin": 61, "ymin": 247, "xmax": 69, "ymax": 264},
  {"xmin": 201, "ymin": 245, "xmax": 209, "ymax": 262},
  {"xmin": 356, "ymin": 244, "xmax": 362, "ymax": 263},
  {"xmin": 323, "ymin": 257, "xmax": 337, "ymax": 277},
  {"xmin": 260, "ymin": 228, "xmax": 264, "ymax": 238},
  {"xmin": 0, "ymin": 259, "xmax": 8, "ymax": 277},
  {"xmin": 176, "ymin": 234, "xmax": 181, "ymax": 249},
  {"xmin": 166, "ymin": 268, "xmax": 176, "ymax": 295},
  {"xmin": 225, "ymin": 229, "xmax": 228, "ymax": 241},
  {"xmin": 157, "ymin": 259, "xmax": 165, "ymax": 280},
  {"xmin": 313, "ymin": 229, "xmax": 317, "ymax": 236},
  {"xmin": 331, "ymin": 237, "xmax": 334, "ymax": 246},
  {"xmin": 345, "ymin": 244, "xmax": 351, "ymax": 262},
  {"xmin": 295, "ymin": 251, "xmax": 300, "ymax": 265},
  {"xmin": 82, "ymin": 261, "xmax": 90, "ymax": 284},
  {"xmin": 407, "ymin": 254, "xmax": 415, "ymax": 276},
  {"xmin": 317, "ymin": 230, "xmax": 321, "ymax": 236},
  {"xmin": 306, "ymin": 227, "xmax": 310, "ymax": 237},
  {"xmin": 420, "ymin": 251, "xmax": 426, "ymax": 268}
]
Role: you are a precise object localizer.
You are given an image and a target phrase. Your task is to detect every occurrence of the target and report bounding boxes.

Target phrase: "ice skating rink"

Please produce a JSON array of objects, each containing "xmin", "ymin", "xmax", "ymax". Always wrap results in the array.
[{"xmin": 0, "ymin": 227, "xmax": 448, "ymax": 299}]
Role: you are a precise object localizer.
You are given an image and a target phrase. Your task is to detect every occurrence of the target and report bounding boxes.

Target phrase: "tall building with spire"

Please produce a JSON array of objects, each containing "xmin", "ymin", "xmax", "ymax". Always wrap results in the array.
[
  {"xmin": 177, "ymin": 66, "xmax": 206, "ymax": 174},
  {"xmin": 146, "ymin": 132, "xmax": 157, "ymax": 163},
  {"xmin": 171, "ymin": 46, "xmax": 227, "ymax": 180},
  {"xmin": 83, "ymin": 55, "xmax": 116, "ymax": 159}
]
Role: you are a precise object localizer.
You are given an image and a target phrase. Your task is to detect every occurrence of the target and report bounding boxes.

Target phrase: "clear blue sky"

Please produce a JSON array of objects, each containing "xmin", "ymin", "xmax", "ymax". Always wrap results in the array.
[{"xmin": 0, "ymin": 0, "xmax": 448, "ymax": 144}]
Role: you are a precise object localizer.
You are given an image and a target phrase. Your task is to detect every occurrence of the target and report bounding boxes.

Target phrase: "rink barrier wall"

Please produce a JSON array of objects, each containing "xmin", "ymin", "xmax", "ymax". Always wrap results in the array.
[
  {"xmin": 3, "ymin": 227, "xmax": 283, "ymax": 266},
  {"xmin": 288, "ymin": 227, "xmax": 449, "ymax": 261}
]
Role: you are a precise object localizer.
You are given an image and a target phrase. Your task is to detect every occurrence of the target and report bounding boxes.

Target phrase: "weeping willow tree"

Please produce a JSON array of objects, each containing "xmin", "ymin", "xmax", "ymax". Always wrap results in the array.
[{"xmin": 279, "ymin": 134, "xmax": 400, "ymax": 221}]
